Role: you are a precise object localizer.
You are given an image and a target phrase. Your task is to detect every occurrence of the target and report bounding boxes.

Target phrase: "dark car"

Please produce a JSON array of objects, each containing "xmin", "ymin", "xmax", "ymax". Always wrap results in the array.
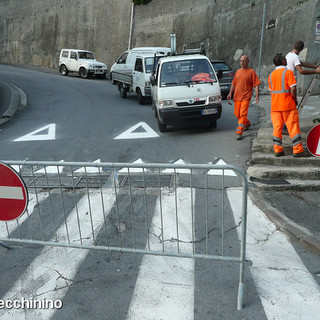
[{"xmin": 211, "ymin": 60, "xmax": 235, "ymax": 98}]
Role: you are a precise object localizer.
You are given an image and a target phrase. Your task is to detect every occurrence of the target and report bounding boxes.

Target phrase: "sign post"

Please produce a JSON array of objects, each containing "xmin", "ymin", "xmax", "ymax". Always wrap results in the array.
[
  {"xmin": 0, "ymin": 162, "xmax": 28, "ymax": 221},
  {"xmin": 307, "ymin": 124, "xmax": 320, "ymax": 157}
]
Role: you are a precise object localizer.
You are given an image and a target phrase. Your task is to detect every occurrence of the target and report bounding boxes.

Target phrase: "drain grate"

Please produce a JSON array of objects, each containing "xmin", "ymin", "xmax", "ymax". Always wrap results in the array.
[{"xmin": 22, "ymin": 174, "xmax": 110, "ymax": 189}]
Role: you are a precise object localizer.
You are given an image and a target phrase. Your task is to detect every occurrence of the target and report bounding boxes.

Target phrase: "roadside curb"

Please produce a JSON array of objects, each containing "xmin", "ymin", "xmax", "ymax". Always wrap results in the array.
[
  {"xmin": 0, "ymin": 80, "xmax": 27, "ymax": 126},
  {"xmin": 250, "ymin": 189, "xmax": 320, "ymax": 254}
]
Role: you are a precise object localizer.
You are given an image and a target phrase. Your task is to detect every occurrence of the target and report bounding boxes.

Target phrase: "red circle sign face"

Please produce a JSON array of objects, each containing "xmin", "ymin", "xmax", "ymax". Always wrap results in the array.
[
  {"xmin": 307, "ymin": 124, "xmax": 320, "ymax": 157},
  {"xmin": 0, "ymin": 163, "xmax": 28, "ymax": 221}
]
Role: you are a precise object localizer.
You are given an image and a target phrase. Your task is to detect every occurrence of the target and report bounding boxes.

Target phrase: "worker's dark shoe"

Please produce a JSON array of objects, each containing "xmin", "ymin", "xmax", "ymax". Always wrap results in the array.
[
  {"xmin": 275, "ymin": 151, "xmax": 285, "ymax": 157},
  {"xmin": 293, "ymin": 151, "xmax": 310, "ymax": 158},
  {"xmin": 244, "ymin": 124, "xmax": 251, "ymax": 131},
  {"xmin": 236, "ymin": 134, "xmax": 242, "ymax": 140}
]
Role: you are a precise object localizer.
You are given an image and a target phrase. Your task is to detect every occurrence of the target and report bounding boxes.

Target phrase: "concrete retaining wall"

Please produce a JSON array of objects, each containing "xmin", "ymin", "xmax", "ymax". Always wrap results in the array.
[{"xmin": 0, "ymin": 0, "xmax": 319, "ymax": 94}]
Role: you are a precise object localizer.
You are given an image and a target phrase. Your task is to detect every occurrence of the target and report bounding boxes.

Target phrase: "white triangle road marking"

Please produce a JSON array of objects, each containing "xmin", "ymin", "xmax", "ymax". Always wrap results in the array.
[
  {"xmin": 162, "ymin": 159, "xmax": 191, "ymax": 174},
  {"xmin": 35, "ymin": 160, "xmax": 65, "ymax": 174},
  {"xmin": 74, "ymin": 159, "xmax": 102, "ymax": 174},
  {"xmin": 207, "ymin": 159, "xmax": 237, "ymax": 176},
  {"xmin": 114, "ymin": 122, "xmax": 159, "ymax": 140},
  {"xmin": 118, "ymin": 158, "xmax": 147, "ymax": 173},
  {"xmin": 14, "ymin": 124, "xmax": 56, "ymax": 142}
]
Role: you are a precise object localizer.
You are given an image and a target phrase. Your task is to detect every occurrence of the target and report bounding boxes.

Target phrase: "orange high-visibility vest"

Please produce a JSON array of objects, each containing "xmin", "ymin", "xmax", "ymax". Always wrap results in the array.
[{"xmin": 268, "ymin": 67, "xmax": 297, "ymax": 111}]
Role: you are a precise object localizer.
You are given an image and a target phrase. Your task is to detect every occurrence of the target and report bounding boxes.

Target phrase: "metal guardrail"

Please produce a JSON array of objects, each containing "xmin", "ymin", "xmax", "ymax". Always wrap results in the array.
[{"xmin": 0, "ymin": 160, "xmax": 250, "ymax": 310}]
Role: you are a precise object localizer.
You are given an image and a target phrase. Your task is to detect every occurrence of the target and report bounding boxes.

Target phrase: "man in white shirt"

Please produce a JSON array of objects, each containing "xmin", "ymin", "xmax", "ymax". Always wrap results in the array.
[{"xmin": 286, "ymin": 40, "xmax": 320, "ymax": 79}]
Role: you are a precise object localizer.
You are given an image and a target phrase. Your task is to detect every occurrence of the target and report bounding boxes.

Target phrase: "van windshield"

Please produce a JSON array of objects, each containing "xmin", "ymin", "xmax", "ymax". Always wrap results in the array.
[
  {"xmin": 144, "ymin": 57, "xmax": 161, "ymax": 73},
  {"xmin": 160, "ymin": 59, "xmax": 217, "ymax": 87},
  {"xmin": 78, "ymin": 51, "xmax": 95, "ymax": 59}
]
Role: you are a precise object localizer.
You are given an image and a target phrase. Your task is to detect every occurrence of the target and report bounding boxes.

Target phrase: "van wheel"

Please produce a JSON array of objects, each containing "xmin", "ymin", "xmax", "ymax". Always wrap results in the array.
[
  {"xmin": 60, "ymin": 65, "xmax": 68, "ymax": 76},
  {"xmin": 119, "ymin": 83, "xmax": 127, "ymax": 98},
  {"xmin": 208, "ymin": 119, "xmax": 217, "ymax": 129},
  {"xmin": 137, "ymin": 88, "xmax": 145, "ymax": 105},
  {"xmin": 79, "ymin": 67, "xmax": 89, "ymax": 79},
  {"xmin": 157, "ymin": 118, "xmax": 167, "ymax": 132}
]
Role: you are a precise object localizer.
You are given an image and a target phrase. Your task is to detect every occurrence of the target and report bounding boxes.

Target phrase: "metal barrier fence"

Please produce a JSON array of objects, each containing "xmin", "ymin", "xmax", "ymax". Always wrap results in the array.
[{"xmin": 0, "ymin": 160, "xmax": 251, "ymax": 310}]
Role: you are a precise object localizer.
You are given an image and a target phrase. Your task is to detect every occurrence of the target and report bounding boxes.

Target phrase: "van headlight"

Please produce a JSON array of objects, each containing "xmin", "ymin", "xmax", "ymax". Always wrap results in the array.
[
  {"xmin": 158, "ymin": 99, "xmax": 175, "ymax": 108},
  {"xmin": 206, "ymin": 95, "xmax": 221, "ymax": 105}
]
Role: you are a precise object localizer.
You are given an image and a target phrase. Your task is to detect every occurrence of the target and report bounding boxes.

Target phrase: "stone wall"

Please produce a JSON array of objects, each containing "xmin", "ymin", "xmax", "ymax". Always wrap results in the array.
[{"xmin": 0, "ymin": 0, "xmax": 319, "ymax": 94}]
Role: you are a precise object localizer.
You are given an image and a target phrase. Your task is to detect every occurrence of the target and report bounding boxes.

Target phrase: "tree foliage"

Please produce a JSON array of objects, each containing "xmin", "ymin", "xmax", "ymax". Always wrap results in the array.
[{"xmin": 132, "ymin": 0, "xmax": 152, "ymax": 5}]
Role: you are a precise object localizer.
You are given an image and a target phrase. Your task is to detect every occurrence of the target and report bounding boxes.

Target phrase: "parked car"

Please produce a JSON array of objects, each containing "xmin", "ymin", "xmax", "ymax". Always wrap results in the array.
[
  {"xmin": 211, "ymin": 60, "xmax": 235, "ymax": 98},
  {"xmin": 59, "ymin": 49, "xmax": 108, "ymax": 79}
]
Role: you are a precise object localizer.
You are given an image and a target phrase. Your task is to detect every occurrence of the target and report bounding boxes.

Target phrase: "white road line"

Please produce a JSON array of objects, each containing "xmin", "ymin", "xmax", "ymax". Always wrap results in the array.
[
  {"xmin": 0, "ymin": 189, "xmax": 116, "ymax": 320},
  {"xmin": 227, "ymin": 188, "xmax": 320, "ymax": 320},
  {"xmin": 126, "ymin": 188, "xmax": 195, "ymax": 320}
]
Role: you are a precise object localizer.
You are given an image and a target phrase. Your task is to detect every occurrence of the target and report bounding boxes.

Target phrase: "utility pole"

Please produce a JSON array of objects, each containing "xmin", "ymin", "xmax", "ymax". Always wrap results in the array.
[{"xmin": 128, "ymin": 2, "xmax": 135, "ymax": 50}]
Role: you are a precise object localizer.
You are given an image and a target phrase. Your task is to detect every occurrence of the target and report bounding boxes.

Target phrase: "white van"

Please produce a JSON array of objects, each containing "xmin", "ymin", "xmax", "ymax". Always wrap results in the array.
[
  {"xmin": 150, "ymin": 54, "xmax": 222, "ymax": 132},
  {"xmin": 112, "ymin": 53, "xmax": 165, "ymax": 104},
  {"xmin": 59, "ymin": 49, "xmax": 108, "ymax": 79},
  {"xmin": 110, "ymin": 47, "xmax": 171, "ymax": 82}
]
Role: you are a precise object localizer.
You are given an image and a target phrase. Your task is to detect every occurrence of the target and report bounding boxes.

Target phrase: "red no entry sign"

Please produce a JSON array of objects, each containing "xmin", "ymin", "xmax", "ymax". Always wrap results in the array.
[
  {"xmin": 307, "ymin": 124, "xmax": 320, "ymax": 157},
  {"xmin": 0, "ymin": 162, "xmax": 28, "ymax": 221}
]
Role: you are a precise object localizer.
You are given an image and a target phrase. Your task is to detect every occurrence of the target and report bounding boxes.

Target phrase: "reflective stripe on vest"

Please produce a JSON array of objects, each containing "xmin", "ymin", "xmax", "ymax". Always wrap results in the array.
[{"xmin": 269, "ymin": 69, "xmax": 291, "ymax": 94}]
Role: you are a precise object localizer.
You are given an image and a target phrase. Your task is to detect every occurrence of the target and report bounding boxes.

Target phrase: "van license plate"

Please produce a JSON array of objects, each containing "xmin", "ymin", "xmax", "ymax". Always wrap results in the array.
[{"xmin": 202, "ymin": 108, "xmax": 217, "ymax": 115}]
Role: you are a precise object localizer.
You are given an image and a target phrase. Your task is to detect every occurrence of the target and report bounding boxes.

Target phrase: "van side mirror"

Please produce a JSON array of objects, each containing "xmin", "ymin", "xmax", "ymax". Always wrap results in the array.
[
  {"xmin": 150, "ymin": 75, "xmax": 156, "ymax": 86},
  {"xmin": 217, "ymin": 70, "xmax": 223, "ymax": 79}
]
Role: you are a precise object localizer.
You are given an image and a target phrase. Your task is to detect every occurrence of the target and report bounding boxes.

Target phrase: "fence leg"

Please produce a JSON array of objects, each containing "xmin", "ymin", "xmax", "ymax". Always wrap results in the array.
[
  {"xmin": 0, "ymin": 241, "xmax": 12, "ymax": 250},
  {"xmin": 237, "ymin": 280, "xmax": 244, "ymax": 310}
]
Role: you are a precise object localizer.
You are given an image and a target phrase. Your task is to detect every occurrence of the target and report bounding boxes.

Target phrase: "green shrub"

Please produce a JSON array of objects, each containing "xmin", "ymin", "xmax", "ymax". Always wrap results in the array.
[{"xmin": 132, "ymin": 0, "xmax": 152, "ymax": 5}]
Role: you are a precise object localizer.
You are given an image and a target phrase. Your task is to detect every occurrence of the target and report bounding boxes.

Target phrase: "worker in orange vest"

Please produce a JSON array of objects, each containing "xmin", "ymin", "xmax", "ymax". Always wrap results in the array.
[
  {"xmin": 227, "ymin": 55, "xmax": 261, "ymax": 140},
  {"xmin": 268, "ymin": 53, "xmax": 306, "ymax": 157}
]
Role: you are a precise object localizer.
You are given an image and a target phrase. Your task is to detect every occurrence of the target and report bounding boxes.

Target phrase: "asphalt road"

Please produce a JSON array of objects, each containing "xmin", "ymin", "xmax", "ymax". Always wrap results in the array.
[
  {"xmin": 1, "ymin": 64, "xmax": 320, "ymax": 320},
  {"xmin": 0, "ymin": 65, "xmax": 258, "ymax": 168}
]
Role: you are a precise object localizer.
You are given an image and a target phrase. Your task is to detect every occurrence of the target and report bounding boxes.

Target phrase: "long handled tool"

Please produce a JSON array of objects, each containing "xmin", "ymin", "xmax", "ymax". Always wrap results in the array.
[{"xmin": 297, "ymin": 75, "xmax": 319, "ymax": 114}]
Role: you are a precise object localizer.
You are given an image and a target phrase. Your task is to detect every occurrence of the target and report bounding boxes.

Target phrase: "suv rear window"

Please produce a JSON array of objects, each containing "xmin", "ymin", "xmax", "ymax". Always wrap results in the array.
[{"xmin": 61, "ymin": 51, "xmax": 69, "ymax": 58}]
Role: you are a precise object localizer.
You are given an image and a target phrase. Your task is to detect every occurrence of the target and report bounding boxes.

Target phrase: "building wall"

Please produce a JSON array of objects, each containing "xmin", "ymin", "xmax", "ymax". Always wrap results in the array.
[{"xmin": 0, "ymin": 0, "xmax": 319, "ymax": 94}]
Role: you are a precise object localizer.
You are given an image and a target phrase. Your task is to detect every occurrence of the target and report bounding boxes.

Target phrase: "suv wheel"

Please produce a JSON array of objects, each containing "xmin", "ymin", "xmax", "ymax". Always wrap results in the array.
[
  {"xmin": 79, "ymin": 67, "xmax": 89, "ymax": 79},
  {"xmin": 60, "ymin": 65, "xmax": 68, "ymax": 76}
]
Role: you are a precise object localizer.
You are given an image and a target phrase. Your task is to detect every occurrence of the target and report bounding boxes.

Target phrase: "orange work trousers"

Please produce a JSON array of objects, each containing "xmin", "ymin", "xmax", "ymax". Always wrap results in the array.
[
  {"xmin": 234, "ymin": 101, "xmax": 250, "ymax": 135},
  {"xmin": 271, "ymin": 108, "xmax": 304, "ymax": 154}
]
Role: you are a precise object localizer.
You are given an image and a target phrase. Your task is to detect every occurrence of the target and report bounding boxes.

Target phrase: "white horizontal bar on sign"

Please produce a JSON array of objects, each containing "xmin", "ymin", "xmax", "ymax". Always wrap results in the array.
[{"xmin": 0, "ymin": 186, "xmax": 24, "ymax": 200}]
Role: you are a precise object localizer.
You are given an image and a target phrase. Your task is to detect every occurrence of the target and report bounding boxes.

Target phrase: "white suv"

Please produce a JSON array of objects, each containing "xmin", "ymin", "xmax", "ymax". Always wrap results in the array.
[{"xmin": 59, "ymin": 49, "xmax": 108, "ymax": 79}]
